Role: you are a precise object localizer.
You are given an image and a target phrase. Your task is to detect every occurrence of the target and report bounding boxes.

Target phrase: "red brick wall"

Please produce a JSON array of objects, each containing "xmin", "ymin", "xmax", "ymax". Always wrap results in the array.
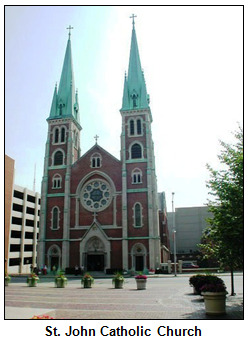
[
  {"xmin": 46, "ymin": 197, "xmax": 64, "ymax": 240},
  {"xmin": 70, "ymin": 145, "xmax": 122, "ymax": 194},
  {"xmin": 47, "ymin": 168, "xmax": 66, "ymax": 193},
  {"xmin": 69, "ymin": 241, "xmax": 80, "ymax": 267},
  {"xmin": 127, "ymin": 192, "xmax": 149, "ymax": 237},
  {"xmin": 70, "ymin": 145, "xmax": 122, "ymax": 230},
  {"xmin": 124, "ymin": 114, "xmax": 147, "ymax": 160},
  {"xmin": 111, "ymin": 240, "xmax": 123, "ymax": 268},
  {"xmin": 49, "ymin": 124, "xmax": 69, "ymax": 167},
  {"xmin": 126, "ymin": 163, "xmax": 148, "ymax": 189}
]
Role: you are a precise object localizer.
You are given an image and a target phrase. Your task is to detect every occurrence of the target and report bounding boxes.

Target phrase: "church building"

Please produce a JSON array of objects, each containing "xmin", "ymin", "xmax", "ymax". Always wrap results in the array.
[{"xmin": 38, "ymin": 19, "xmax": 170, "ymax": 273}]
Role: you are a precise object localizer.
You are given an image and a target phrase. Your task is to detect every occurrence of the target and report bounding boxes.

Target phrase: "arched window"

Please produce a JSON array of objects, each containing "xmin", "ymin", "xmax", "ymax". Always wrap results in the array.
[
  {"xmin": 54, "ymin": 151, "xmax": 63, "ymax": 166},
  {"xmin": 137, "ymin": 119, "xmax": 142, "ymax": 135},
  {"xmin": 132, "ymin": 168, "xmax": 142, "ymax": 184},
  {"xmin": 54, "ymin": 128, "xmax": 59, "ymax": 143},
  {"xmin": 128, "ymin": 117, "xmax": 143, "ymax": 137},
  {"xmin": 131, "ymin": 143, "xmax": 142, "ymax": 159},
  {"xmin": 52, "ymin": 207, "xmax": 59, "ymax": 230},
  {"xmin": 91, "ymin": 153, "xmax": 101, "ymax": 168},
  {"xmin": 130, "ymin": 120, "xmax": 135, "ymax": 136},
  {"xmin": 52, "ymin": 174, "xmax": 62, "ymax": 188},
  {"xmin": 134, "ymin": 203, "xmax": 142, "ymax": 227},
  {"xmin": 61, "ymin": 128, "xmax": 65, "ymax": 142},
  {"xmin": 53, "ymin": 126, "xmax": 66, "ymax": 144}
]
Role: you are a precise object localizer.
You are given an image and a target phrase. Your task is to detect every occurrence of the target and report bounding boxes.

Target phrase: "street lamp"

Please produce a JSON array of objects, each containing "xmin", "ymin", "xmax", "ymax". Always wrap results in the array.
[{"xmin": 172, "ymin": 192, "xmax": 177, "ymax": 276}]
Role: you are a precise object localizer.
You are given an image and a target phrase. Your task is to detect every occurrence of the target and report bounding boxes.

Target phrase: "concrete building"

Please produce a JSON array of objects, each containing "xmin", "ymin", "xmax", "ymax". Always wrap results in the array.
[
  {"xmin": 5, "ymin": 155, "xmax": 15, "ymax": 273},
  {"xmin": 38, "ymin": 19, "xmax": 170, "ymax": 273},
  {"xmin": 6, "ymin": 181, "xmax": 41, "ymax": 274},
  {"xmin": 167, "ymin": 206, "xmax": 213, "ymax": 258}
]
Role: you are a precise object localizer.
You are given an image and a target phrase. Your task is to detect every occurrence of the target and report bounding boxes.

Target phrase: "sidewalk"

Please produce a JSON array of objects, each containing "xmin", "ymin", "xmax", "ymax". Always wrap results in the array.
[{"xmin": 5, "ymin": 275, "xmax": 243, "ymax": 320}]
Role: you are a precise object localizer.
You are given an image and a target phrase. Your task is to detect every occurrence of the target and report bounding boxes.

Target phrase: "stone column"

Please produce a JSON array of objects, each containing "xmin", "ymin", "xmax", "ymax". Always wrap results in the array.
[{"xmin": 121, "ymin": 117, "xmax": 128, "ymax": 270}]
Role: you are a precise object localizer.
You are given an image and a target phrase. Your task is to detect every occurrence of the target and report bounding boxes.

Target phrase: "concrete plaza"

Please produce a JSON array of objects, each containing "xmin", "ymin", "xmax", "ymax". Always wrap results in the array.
[{"xmin": 5, "ymin": 273, "xmax": 243, "ymax": 320}]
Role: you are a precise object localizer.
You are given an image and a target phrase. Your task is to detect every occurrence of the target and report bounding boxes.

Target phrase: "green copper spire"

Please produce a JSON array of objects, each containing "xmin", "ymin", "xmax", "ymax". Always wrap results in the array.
[
  {"xmin": 48, "ymin": 28, "xmax": 81, "ymax": 128},
  {"xmin": 121, "ymin": 16, "xmax": 149, "ymax": 111}
]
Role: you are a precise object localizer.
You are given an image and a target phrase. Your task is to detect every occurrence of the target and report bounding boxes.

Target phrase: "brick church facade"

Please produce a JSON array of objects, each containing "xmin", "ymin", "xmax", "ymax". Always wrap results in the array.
[{"xmin": 38, "ymin": 20, "xmax": 170, "ymax": 273}]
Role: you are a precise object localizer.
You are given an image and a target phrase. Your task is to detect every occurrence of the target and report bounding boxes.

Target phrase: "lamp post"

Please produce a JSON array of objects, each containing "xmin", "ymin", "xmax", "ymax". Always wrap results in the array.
[{"xmin": 172, "ymin": 192, "xmax": 177, "ymax": 276}]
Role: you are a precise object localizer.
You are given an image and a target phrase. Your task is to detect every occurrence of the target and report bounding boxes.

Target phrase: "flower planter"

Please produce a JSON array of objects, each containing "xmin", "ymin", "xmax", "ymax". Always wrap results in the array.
[
  {"xmin": 56, "ymin": 279, "xmax": 67, "ymax": 288},
  {"xmin": 112, "ymin": 272, "xmax": 124, "ymax": 289},
  {"xmin": 82, "ymin": 274, "xmax": 94, "ymax": 288},
  {"xmin": 114, "ymin": 280, "xmax": 124, "ymax": 289},
  {"xmin": 83, "ymin": 280, "xmax": 93, "ymax": 288},
  {"xmin": 202, "ymin": 292, "xmax": 227, "ymax": 315},
  {"xmin": 28, "ymin": 278, "xmax": 38, "ymax": 287},
  {"xmin": 136, "ymin": 279, "xmax": 147, "ymax": 290},
  {"xmin": 5, "ymin": 278, "xmax": 10, "ymax": 286}
]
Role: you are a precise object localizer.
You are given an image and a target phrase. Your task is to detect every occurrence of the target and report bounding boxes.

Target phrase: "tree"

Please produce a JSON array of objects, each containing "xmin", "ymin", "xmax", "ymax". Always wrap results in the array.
[{"xmin": 200, "ymin": 125, "xmax": 243, "ymax": 295}]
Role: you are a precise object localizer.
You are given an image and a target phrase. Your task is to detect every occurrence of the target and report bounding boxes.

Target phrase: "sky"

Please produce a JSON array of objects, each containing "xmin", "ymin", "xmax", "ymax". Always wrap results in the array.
[{"xmin": 5, "ymin": 5, "xmax": 243, "ymax": 211}]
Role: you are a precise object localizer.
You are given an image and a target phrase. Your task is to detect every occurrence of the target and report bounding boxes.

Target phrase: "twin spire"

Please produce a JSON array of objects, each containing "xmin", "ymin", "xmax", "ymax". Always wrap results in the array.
[
  {"xmin": 48, "ymin": 26, "xmax": 80, "ymax": 127},
  {"xmin": 48, "ymin": 17, "xmax": 149, "ymax": 123},
  {"xmin": 121, "ymin": 15, "xmax": 150, "ymax": 111}
]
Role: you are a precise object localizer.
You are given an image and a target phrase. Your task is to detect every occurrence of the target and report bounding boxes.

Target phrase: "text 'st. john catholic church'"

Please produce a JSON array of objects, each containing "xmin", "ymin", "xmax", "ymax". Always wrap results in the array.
[{"xmin": 38, "ymin": 19, "xmax": 170, "ymax": 273}]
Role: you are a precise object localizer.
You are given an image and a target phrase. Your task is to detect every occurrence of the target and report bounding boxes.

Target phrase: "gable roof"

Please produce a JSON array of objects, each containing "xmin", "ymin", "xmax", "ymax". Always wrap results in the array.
[{"xmin": 72, "ymin": 144, "xmax": 121, "ymax": 167}]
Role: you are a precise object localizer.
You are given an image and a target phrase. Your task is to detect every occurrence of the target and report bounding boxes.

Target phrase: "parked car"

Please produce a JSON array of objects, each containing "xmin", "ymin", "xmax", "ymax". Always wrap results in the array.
[{"xmin": 182, "ymin": 262, "xmax": 199, "ymax": 269}]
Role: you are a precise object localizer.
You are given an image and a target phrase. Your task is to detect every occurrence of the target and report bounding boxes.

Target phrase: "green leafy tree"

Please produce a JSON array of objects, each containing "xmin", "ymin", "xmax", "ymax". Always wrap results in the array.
[{"xmin": 200, "ymin": 125, "xmax": 243, "ymax": 295}]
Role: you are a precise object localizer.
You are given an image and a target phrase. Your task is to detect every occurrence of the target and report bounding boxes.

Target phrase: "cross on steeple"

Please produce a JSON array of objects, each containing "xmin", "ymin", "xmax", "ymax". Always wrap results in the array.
[
  {"xmin": 67, "ymin": 25, "xmax": 74, "ymax": 40},
  {"xmin": 94, "ymin": 134, "xmax": 99, "ymax": 144},
  {"xmin": 130, "ymin": 14, "xmax": 137, "ymax": 28}
]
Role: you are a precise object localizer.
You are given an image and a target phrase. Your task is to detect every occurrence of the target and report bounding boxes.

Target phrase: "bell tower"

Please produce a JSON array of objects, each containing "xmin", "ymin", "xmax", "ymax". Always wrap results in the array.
[
  {"xmin": 120, "ymin": 16, "xmax": 161, "ymax": 271},
  {"xmin": 38, "ymin": 28, "xmax": 82, "ymax": 270}
]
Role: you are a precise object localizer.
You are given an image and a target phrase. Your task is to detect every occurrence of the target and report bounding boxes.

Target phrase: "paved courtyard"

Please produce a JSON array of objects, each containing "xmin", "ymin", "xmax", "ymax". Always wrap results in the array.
[{"xmin": 5, "ymin": 274, "xmax": 243, "ymax": 320}]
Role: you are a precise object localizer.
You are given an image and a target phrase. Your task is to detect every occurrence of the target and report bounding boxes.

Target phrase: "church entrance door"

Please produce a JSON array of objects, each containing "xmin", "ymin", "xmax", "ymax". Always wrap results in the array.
[
  {"xmin": 135, "ymin": 255, "xmax": 144, "ymax": 271},
  {"xmin": 87, "ymin": 254, "xmax": 104, "ymax": 271},
  {"xmin": 50, "ymin": 256, "xmax": 59, "ymax": 270}
]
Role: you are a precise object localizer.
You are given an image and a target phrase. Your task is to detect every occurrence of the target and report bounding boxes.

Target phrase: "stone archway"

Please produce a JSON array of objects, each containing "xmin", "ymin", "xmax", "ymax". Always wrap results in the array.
[
  {"xmin": 85, "ymin": 237, "xmax": 105, "ymax": 271},
  {"xmin": 131, "ymin": 243, "xmax": 147, "ymax": 271},
  {"xmin": 80, "ymin": 223, "xmax": 111, "ymax": 272},
  {"xmin": 47, "ymin": 245, "xmax": 61, "ymax": 272}
]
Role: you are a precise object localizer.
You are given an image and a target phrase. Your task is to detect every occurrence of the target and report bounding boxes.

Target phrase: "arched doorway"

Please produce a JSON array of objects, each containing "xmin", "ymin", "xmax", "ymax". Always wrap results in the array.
[
  {"xmin": 131, "ymin": 243, "xmax": 147, "ymax": 271},
  {"xmin": 47, "ymin": 245, "xmax": 61, "ymax": 271},
  {"xmin": 85, "ymin": 237, "xmax": 105, "ymax": 271}
]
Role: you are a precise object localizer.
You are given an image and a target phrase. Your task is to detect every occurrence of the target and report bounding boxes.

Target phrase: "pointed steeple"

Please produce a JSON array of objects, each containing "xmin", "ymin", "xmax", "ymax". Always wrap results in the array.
[
  {"xmin": 49, "ymin": 83, "xmax": 57, "ymax": 119},
  {"xmin": 47, "ymin": 28, "xmax": 81, "ymax": 128},
  {"xmin": 57, "ymin": 37, "xmax": 75, "ymax": 107},
  {"xmin": 121, "ymin": 16, "xmax": 149, "ymax": 111}
]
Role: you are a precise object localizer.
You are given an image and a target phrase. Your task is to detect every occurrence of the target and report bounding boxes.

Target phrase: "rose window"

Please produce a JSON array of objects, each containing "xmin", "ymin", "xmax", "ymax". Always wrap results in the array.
[{"xmin": 81, "ymin": 180, "xmax": 112, "ymax": 212}]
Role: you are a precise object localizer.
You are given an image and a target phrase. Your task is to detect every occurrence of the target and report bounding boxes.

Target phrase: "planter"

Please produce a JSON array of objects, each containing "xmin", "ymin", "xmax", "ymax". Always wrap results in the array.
[
  {"xmin": 114, "ymin": 280, "xmax": 124, "ymax": 289},
  {"xmin": 28, "ymin": 278, "xmax": 38, "ymax": 287},
  {"xmin": 136, "ymin": 279, "xmax": 147, "ymax": 290},
  {"xmin": 56, "ymin": 279, "xmax": 67, "ymax": 288},
  {"xmin": 83, "ymin": 280, "xmax": 93, "ymax": 288},
  {"xmin": 202, "ymin": 292, "xmax": 227, "ymax": 315}
]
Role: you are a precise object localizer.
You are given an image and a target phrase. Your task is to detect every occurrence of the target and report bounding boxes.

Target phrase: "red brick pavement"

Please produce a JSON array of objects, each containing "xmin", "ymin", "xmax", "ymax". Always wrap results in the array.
[{"xmin": 5, "ymin": 276, "xmax": 243, "ymax": 320}]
